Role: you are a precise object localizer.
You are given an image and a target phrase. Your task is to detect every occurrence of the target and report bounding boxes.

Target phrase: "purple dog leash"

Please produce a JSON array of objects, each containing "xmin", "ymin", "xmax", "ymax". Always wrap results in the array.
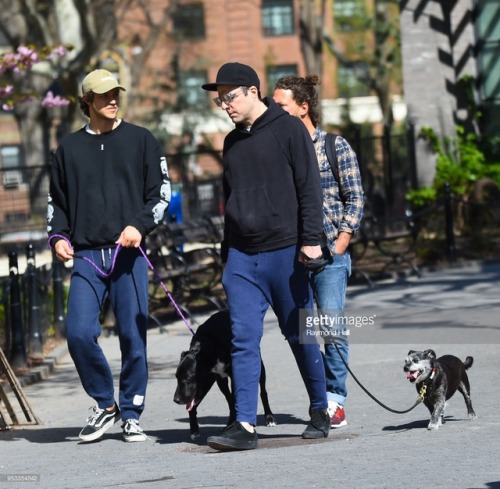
[{"xmin": 48, "ymin": 234, "xmax": 195, "ymax": 335}]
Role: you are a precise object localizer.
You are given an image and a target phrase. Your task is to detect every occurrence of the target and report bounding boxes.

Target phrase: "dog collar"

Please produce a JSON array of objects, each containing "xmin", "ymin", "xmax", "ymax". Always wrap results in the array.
[{"xmin": 419, "ymin": 368, "xmax": 437, "ymax": 401}]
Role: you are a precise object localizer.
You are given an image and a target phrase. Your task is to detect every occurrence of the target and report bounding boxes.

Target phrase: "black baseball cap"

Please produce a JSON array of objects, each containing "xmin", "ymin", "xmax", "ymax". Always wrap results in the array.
[{"xmin": 202, "ymin": 62, "xmax": 260, "ymax": 91}]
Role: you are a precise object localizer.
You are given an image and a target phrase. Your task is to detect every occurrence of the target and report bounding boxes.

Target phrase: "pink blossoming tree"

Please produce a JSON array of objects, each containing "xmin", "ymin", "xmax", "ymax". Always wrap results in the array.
[{"xmin": 0, "ymin": 44, "xmax": 72, "ymax": 110}]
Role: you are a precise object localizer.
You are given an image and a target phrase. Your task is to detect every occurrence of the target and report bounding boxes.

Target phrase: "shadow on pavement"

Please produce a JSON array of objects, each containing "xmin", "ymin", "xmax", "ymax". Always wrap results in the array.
[
  {"xmin": 171, "ymin": 430, "xmax": 357, "ymax": 453},
  {"xmin": 0, "ymin": 426, "xmax": 82, "ymax": 443},
  {"xmin": 382, "ymin": 415, "xmax": 474, "ymax": 432},
  {"xmin": 157, "ymin": 412, "xmax": 310, "ymax": 445}
]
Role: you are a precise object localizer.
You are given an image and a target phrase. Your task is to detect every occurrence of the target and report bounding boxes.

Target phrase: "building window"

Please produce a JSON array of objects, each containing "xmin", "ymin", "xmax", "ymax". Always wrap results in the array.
[
  {"xmin": 337, "ymin": 64, "xmax": 370, "ymax": 98},
  {"xmin": 480, "ymin": 43, "xmax": 500, "ymax": 100},
  {"xmin": 173, "ymin": 3, "xmax": 205, "ymax": 40},
  {"xmin": 333, "ymin": 0, "xmax": 367, "ymax": 32},
  {"xmin": 476, "ymin": 0, "xmax": 500, "ymax": 101},
  {"xmin": 1, "ymin": 145, "xmax": 24, "ymax": 188},
  {"xmin": 262, "ymin": 0, "xmax": 294, "ymax": 37},
  {"xmin": 266, "ymin": 64, "xmax": 298, "ymax": 94},
  {"xmin": 475, "ymin": 0, "xmax": 500, "ymax": 136},
  {"xmin": 177, "ymin": 70, "xmax": 208, "ymax": 110}
]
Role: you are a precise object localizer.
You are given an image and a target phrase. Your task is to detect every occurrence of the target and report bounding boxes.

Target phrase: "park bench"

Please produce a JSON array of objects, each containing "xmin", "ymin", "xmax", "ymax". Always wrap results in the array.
[
  {"xmin": 349, "ymin": 197, "xmax": 421, "ymax": 286},
  {"xmin": 146, "ymin": 216, "xmax": 226, "ymax": 325}
]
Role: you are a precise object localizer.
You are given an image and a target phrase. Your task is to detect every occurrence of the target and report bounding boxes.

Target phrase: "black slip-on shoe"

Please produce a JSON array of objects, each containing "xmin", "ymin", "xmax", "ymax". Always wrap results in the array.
[
  {"xmin": 207, "ymin": 422, "xmax": 258, "ymax": 451},
  {"xmin": 302, "ymin": 408, "xmax": 330, "ymax": 439}
]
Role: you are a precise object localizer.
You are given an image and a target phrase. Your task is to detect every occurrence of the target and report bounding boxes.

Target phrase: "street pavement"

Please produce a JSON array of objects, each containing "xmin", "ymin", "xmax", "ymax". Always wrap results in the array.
[{"xmin": 1, "ymin": 260, "xmax": 499, "ymax": 489}]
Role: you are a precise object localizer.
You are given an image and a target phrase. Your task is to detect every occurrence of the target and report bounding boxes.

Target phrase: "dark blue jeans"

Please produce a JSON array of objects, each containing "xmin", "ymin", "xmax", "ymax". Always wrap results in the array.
[
  {"xmin": 222, "ymin": 245, "xmax": 327, "ymax": 426},
  {"xmin": 66, "ymin": 247, "xmax": 149, "ymax": 421}
]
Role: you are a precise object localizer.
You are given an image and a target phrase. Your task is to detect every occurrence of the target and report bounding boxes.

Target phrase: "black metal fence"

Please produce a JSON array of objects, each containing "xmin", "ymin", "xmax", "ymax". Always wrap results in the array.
[{"xmin": 0, "ymin": 247, "xmax": 68, "ymax": 369}]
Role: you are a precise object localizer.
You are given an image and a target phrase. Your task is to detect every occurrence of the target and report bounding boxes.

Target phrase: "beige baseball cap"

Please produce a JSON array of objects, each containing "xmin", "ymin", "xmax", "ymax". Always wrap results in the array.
[{"xmin": 81, "ymin": 69, "xmax": 126, "ymax": 95}]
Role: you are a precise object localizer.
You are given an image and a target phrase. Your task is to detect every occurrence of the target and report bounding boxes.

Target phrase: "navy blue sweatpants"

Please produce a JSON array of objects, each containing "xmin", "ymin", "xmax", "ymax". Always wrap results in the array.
[
  {"xmin": 222, "ymin": 245, "xmax": 327, "ymax": 426},
  {"xmin": 66, "ymin": 247, "xmax": 149, "ymax": 421}
]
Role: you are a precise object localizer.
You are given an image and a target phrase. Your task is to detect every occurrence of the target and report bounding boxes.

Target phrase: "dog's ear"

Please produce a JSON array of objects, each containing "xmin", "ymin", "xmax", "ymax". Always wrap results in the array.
[
  {"xmin": 407, "ymin": 350, "xmax": 416, "ymax": 356},
  {"xmin": 424, "ymin": 349, "xmax": 436, "ymax": 359}
]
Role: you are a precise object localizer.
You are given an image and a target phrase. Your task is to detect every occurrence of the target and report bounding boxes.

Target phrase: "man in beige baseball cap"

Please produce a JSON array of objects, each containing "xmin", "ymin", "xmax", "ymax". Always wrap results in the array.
[
  {"xmin": 81, "ymin": 69, "xmax": 126, "ymax": 95},
  {"xmin": 48, "ymin": 64, "xmax": 171, "ymax": 444}
]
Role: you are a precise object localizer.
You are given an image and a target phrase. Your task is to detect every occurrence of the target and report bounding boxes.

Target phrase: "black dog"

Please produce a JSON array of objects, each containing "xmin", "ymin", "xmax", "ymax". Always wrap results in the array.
[
  {"xmin": 173, "ymin": 310, "xmax": 276, "ymax": 439},
  {"xmin": 404, "ymin": 349, "xmax": 476, "ymax": 430}
]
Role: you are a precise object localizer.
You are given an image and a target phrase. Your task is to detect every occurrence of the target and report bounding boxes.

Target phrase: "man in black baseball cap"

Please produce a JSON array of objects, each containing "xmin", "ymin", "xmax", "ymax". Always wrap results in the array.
[{"xmin": 204, "ymin": 62, "xmax": 330, "ymax": 451}]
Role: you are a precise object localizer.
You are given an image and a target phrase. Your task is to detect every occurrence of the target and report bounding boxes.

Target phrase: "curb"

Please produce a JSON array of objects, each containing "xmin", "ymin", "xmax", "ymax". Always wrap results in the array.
[
  {"xmin": 349, "ymin": 256, "xmax": 500, "ymax": 288},
  {"xmin": 14, "ymin": 342, "xmax": 69, "ymax": 388}
]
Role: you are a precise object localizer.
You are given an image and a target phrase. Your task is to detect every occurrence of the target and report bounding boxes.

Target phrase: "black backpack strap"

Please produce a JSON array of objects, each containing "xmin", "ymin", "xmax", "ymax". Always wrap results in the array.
[{"xmin": 325, "ymin": 133, "xmax": 339, "ymax": 183}]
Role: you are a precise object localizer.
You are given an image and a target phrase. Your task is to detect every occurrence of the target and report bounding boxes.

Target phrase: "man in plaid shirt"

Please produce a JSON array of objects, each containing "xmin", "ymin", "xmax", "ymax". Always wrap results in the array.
[{"xmin": 274, "ymin": 74, "xmax": 364, "ymax": 429}]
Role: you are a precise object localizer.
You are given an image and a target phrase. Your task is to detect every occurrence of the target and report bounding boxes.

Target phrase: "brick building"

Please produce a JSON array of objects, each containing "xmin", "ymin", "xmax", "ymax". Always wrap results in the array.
[
  {"xmin": 111, "ymin": 0, "xmax": 405, "ymax": 184},
  {"xmin": 2, "ymin": 0, "xmax": 497, "ymax": 224}
]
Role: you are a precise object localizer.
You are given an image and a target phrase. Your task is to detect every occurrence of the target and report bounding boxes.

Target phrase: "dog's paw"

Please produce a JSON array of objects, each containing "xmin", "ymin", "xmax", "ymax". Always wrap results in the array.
[
  {"xmin": 427, "ymin": 423, "xmax": 439, "ymax": 431},
  {"xmin": 468, "ymin": 412, "xmax": 477, "ymax": 420},
  {"xmin": 190, "ymin": 431, "xmax": 200, "ymax": 440},
  {"xmin": 266, "ymin": 414, "xmax": 277, "ymax": 427}
]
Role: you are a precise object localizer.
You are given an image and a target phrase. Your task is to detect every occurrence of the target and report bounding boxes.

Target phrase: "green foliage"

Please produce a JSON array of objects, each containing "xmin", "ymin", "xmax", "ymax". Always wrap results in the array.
[
  {"xmin": 406, "ymin": 186, "xmax": 437, "ymax": 208},
  {"xmin": 333, "ymin": 0, "xmax": 369, "ymax": 32},
  {"xmin": 406, "ymin": 126, "xmax": 500, "ymax": 207}
]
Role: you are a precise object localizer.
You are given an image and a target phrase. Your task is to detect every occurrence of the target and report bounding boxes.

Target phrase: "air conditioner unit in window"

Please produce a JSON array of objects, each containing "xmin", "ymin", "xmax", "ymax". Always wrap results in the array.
[{"xmin": 3, "ymin": 171, "xmax": 23, "ymax": 189}]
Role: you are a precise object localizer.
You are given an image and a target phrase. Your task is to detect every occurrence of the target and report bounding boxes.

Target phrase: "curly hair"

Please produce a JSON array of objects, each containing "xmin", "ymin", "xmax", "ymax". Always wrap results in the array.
[{"xmin": 274, "ymin": 74, "xmax": 321, "ymax": 127}]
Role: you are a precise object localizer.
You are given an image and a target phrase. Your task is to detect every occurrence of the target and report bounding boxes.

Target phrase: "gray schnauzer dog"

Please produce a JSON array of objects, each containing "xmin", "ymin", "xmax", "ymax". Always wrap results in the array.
[{"xmin": 404, "ymin": 349, "xmax": 476, "ymax": 430}]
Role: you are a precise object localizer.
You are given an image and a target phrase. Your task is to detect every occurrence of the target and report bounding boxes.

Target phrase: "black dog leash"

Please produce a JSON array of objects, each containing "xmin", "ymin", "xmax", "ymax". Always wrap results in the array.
[{"xmin": 303, "ymin": 255, "xmax": 424, "ymax": 414}]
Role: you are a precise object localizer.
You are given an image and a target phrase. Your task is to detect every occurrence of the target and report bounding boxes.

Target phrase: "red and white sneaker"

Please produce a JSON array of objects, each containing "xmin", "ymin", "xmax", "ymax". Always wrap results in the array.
[{"xmin": 328, "ymin": 401, "xmax": 347, "ymax": 429}]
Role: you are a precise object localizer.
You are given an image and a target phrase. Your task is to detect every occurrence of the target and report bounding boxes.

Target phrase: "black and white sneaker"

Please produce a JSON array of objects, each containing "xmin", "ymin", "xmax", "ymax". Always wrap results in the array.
[
  {"xmin": 79, "ymin": 404, "xmax": 120, "ymax": 442},
  {"xmin": 122, "ymin": 419, "xmax": 148, "ymax": 442}
]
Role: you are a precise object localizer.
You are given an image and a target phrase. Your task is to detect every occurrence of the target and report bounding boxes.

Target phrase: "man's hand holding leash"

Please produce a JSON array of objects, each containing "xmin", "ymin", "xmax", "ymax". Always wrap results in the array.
[
  {"xmin": 53, "ymin": 239, "xmax": 74, "ymax": 262},
  {"xmin": 299, "ymin": 246, "xmax": 329, "ymax": 274},
  {"xmin": 116, "ymin": 225, "xmax": 142, "ymax": 248},
  {"xmin": 53, "ymin": 225, "xmax": 142, "ymax": 263}
]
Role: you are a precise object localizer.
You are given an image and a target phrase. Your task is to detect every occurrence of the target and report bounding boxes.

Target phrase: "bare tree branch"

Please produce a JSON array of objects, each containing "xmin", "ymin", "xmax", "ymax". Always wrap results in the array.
[{"xmin": 299, "ymin": 0, "xmax": 326, "ymax": 76}]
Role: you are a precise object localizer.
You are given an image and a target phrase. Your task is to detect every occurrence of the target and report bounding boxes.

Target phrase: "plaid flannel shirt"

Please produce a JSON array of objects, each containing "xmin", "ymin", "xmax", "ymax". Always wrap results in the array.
[{"xmin": 312, "ymin": 127, "xmax": 364, "ymax": 256}]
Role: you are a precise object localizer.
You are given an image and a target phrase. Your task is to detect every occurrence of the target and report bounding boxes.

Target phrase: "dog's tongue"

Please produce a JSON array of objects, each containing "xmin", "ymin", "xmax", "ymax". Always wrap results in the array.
[
  {"xmin": 407, "ymin": 371, "xmax": 419, "ymax": 380},
  {"xmin": 187, "ymin": 398, "xmax": 196, "ymax": 412}
]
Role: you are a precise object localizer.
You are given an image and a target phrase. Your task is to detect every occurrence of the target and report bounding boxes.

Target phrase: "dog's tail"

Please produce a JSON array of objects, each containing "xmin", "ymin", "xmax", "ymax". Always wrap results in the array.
[{"xmin": 464, "ymin": 356, "xmax": 474, "ymax": 369}]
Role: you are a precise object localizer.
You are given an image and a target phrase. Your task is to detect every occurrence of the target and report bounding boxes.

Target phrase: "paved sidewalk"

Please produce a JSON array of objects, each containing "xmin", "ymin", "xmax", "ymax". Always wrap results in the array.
[{"xmin": 1, "ymin": 260, "xmax": 499, "ymax": 489}]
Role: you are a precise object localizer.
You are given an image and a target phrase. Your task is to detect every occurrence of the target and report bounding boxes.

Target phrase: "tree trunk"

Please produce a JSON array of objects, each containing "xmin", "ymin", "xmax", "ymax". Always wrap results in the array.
[
  {"xmin": 400, "ymin": 0, "xmax": 459, "ymax": 187},
  {"xmin": 299, "ymin": 0, "xmax": 326, "ymax": 99}
]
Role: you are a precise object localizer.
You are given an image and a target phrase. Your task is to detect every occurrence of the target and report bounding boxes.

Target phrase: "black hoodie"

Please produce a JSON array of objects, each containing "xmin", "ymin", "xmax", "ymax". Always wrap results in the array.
[
  {"xmin": 221, "ymin": 97, "xmax": 323, "ymax": 259},
  {"xmin": 47, "ymin": 121, "xmax": 169, "ymax": 250}
]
